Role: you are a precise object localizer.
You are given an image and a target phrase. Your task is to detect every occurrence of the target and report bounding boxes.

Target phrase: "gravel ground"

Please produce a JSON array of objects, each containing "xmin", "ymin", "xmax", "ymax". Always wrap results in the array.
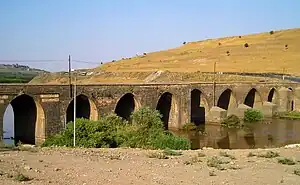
[{"xmin": 1, "ymin": 146, "xmax": 300, "ymax": 185}]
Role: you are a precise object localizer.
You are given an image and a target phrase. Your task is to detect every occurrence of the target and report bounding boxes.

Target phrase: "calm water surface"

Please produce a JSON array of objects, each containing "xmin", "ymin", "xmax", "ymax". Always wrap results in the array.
[
  {"xmin": 173, "ymin": 119, "xmax": 300, "ymax": 149},
  {"xmin": 3, "ymin": 118, "xmax": 300, "ymax": 149}
]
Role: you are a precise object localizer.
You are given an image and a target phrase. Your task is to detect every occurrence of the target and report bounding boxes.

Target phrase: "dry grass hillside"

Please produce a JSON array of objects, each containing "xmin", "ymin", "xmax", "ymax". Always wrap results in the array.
[
  {"xmin": 30, "ymin": 28, "xmax": 300, "ymax": 84},
  {"xmin": 99, "ymin": 28, "xmax": 300, "ymax": 74}
]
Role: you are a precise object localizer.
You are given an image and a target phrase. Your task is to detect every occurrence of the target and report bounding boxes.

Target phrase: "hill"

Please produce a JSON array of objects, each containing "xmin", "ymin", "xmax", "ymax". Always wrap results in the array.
[
  {"xmin": 99, "ymin": 28, "xmax": 300, "ymax": 74},
  {"xmin": 30, "ymin": 28, "xmax": 300, "ymax": 84},
  {"xmin": 0, "ymin": 64, "xmax": 48, "ymax": 83}
]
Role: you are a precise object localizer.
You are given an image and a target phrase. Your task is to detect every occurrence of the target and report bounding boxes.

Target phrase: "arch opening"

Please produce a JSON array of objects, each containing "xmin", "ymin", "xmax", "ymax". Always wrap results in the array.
[
  {"xmin": 66, "ymin": 94, "xmax": 98, "ymax": 123},
  {"xmin": 217, "ymin": 89, "xmax": 237, "ymax": 115},
  {"xmin": 218, "ymin": 89, "xmax": 232, "ymax": 110},
  {"xmin": 190, "ymin": 89, "xmax": 206, "ymax": 125},
  {"xmin": 3, "ymin": 94, "xmax": 45, "ymax": 145},
  {"xmin": 288, "ymin": 87, "xmax": 294, "ymax": 111},
  {"xmin": 268, "ymin": 88, "xmax": 275, "ymax": 102},
  {"xmin": 115, "ymin": 93, "xmax": 135, "ymax": 120},
  {"xmin": 156, "ymin": 92, "xmax": 172, "ymax": 130},
  {"xmin": 244, "ymin": 88, "xmax": 262, "ymax": 109}
]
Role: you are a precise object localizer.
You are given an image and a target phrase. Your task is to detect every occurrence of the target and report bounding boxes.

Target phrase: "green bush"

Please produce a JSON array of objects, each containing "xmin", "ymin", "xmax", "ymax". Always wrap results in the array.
[
  {"xmin": 42, "ymin": 115, "xmax": 122, "ymax": 148},
  {"xmin": 116, "ymin": 107, "xmax": 190, "ymax": 149},
  {"xmin": 42, "ymin": 106, "xmax": 191, "ymax": 150},
  {"xmin": 182, "ymin": 122, "xmax": 198, "ymax": 131},
  {"xmin": 221, "ymin": 115, "xmax": 241, "ymax": 128},
  {"xmin": 244, "ymin": 109, "xmax": 263, "ymax": 122},
  {"xmin": 279, "ymin": 111, "xmax": 300, "ymax": 120}
]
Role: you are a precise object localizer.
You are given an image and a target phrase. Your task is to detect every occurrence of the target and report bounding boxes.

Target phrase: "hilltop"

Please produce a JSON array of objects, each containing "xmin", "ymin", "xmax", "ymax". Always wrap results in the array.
[
  {"xmin": 0, "ymin": 64, "xmax": 48, "ymax": 83},
  {"xmin": 30, "ymin": 28, "xmax": 300, "ymax": 84}
]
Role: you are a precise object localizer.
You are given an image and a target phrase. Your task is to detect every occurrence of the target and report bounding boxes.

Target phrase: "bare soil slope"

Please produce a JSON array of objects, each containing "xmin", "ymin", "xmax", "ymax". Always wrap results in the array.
[
  {"xmin": 1, "ymin": 147, "xmax": 300, "ymax": 185},
  {"xmin": 100, "ymin": 28, "xmax": 300, "ymax": 75},
  {"xmin": 30, "ymin": 28, "xmax": 300, "ymax": 84}
]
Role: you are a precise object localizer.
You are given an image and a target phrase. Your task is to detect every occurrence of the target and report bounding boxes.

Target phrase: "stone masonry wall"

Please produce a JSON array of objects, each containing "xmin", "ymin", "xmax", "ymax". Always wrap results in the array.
[{"xmin": 0, "ymin": 82, "xmax": 299, "ymax": 144}]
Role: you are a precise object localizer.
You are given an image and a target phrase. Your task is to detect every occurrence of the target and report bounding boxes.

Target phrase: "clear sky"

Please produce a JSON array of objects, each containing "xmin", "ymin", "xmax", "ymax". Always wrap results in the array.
[{"xmin": 0, "ymin": 0, "xmax": 299, "ymax": 72}]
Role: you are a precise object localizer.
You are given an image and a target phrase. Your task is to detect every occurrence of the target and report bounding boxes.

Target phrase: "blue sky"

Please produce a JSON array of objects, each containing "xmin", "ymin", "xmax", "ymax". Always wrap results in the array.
[{"xmin": 0, "ymin": 0, "xmax": 299, "ymax": 72}]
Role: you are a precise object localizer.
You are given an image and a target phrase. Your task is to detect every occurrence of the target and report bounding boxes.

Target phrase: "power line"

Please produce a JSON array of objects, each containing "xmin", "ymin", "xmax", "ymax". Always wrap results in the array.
[
  {"xmin": 72, "ymin": 60, "xmax": 100, "ymax": 64},
  {"xmin": 0, "ymin": 59, "xmax": 101, "ymax": 64},
  {"xmin": 0, "ymin": 59, "xmax": 66, "ymax": 63}
]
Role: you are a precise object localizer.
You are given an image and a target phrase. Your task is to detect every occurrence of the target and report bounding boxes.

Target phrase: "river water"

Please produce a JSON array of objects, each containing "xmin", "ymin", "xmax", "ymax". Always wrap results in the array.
[
  {"xmin": 3, "ymin": 115, "xmax": 300, "ymax": 149},
  {"xmin": 174, "ymin": 119, "xmax": 300, "ymax": 149}
]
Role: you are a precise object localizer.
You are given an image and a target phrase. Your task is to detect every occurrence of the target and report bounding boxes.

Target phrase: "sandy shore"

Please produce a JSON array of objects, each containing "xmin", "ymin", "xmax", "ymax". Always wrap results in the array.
[{"xmin": 1, "ymin": 146, "xmax": 300, "ymax": 185}]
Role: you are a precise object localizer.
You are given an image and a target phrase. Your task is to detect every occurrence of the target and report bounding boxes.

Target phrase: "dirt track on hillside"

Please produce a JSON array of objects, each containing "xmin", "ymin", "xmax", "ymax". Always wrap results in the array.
[{"xmin": 1, "ymin": 147, "xmax": 300, "ymax": 185}]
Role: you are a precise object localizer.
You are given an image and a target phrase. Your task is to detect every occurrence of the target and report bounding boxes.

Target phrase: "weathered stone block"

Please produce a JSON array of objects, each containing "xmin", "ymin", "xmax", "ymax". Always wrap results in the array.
[
  {"xmin": 294, "ymin": 87, "xmax": 300, "ymax": 111},
  {"xmin": 236, "ymin": 104, "xmax": 252, "ymax": 119},
  {"xmin": 277, "ymin": 87, "xmax": 291, "ymax": 112},
  {"xmin": 262, "ymin": 101, "xmax": 276, "ymax": 117},
  {"xmin": 206, "ymin": 106, "xmax": 227, "ymax": 123}
]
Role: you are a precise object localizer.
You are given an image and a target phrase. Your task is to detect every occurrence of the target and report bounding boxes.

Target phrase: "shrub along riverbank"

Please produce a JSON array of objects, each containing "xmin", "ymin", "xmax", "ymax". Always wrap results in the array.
[
  {"xmin": 42, "ymin": 107, "xmax": 191, "ymax": 150},
  {"xmin": 277, "ymin": 111, "xmax": 300, "ymax": 120},
  {"xmin": 220, "ymin": 109, "xmax": 264, "ymax": 128}
]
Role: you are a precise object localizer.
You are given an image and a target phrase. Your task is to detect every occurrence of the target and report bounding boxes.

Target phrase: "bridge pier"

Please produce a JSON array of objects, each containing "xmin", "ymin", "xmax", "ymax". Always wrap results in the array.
[
  {"xmin": 0, "ymin": 102, "xmax": 7, "ymax": 142},
  {"xmin": 278, "ymin": 87, "xmax": 293, "ymax": 112},
  {"xmin": 0, "ymin": 82, "xmax": 299, "ymax": 145},
  {"xmin": 206, "ymin": 106, "xmax": 227, "ymax": 123},
  {"xmin": 262, "ymin": 101, "xmax": 276, "ymax": 117}
]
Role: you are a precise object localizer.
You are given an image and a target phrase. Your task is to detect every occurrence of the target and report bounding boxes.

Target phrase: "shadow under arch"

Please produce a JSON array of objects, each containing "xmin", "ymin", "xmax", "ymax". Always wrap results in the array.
[
  {"xmin": 114, "ymin": 93, "xmax": 140, "ymax": 120},
  {"xmin": 190, "ymin": 89, "xmax": 209, "ymax": 125},
  {"xmin": 244, "ymin": 88, "xmax": 263, "ymax": 109},
  {"xmin": 217, "ymin": 88, "xmax": 237, "ymax": 114},
  {"xmin": 288, "ymin": 87, "xmax": 295, "ymax": 111},
  {"xmin": 156, "ymin": 92, "xmax": 174, "ymax": 130},
  {"xmin": 268, "ymin": 87, "xmax": 280, "ymax": 105},
  {"xmin": 4, "ymin": 94, "xmax": 45, "ymax": 145},
  {"xmin": 66, "ymin": 94, "xmax": 98, "ymax": 123}
]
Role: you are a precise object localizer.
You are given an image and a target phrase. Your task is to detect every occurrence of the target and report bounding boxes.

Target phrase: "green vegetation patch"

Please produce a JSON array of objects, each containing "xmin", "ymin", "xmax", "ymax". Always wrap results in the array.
[
  {"xmin": 279, "ymin": 111, "xmax": 300, "ymax": 120},
  {"xmin": 258, "ymin": 151, "xmax": 280, "ymax": 158},
  {"xmin": 207, "ymin": 156, "xmax": 230, "ymax": 170},
  {"xmin": 221, "ymin": 115, "xmax": 242, "ymax": 128},
  {"xmin": 42, "ymin": 106, "xmax": 191, "ymax": 150},
  {"xmin": 14, "ymin": 173, "xmax": 31, "ymax": 182},
  {"xmin": 277, "ymin": 157, "xmax": 296, "ymax": 165},
  {"xmin": 244, "ymin": 109, "xmax": 264, "ymax": 122},
  {"xmin": 219, "ymin": 151, "xmax": 236, "ymax": 160},
  {"xmin": 147, "ymin": 152, "xmax": 169, "ymax": 159},
  {"xmin": 182, "ymin": 122, "xmax": 198, "ymax": 131},
  {"xmin": 163, "ymin": 148, "xmax": 183, "ymax": 156}
]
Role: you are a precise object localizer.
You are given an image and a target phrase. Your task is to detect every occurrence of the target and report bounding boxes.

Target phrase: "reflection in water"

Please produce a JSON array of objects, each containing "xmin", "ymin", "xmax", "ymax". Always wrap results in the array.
[{"xmin": 173, "ymin": 119, "xmax": 300, "ymax": 149}]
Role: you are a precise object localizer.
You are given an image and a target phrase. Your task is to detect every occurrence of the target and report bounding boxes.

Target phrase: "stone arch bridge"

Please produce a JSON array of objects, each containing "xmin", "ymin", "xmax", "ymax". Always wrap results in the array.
[{"xmin": 0, "ymin": 82, "xmax": 299, "ymax": 145}]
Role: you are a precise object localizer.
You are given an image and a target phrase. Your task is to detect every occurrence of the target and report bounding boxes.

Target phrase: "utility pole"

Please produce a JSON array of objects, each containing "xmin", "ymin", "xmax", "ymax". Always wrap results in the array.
[
  {"xmin": 213, "ymin": 61, "xmax": 216, "ymax": 106},
  {"xmin": 282, "ymin": 67, "xmax": 285, "ymax": 80},
  {"xmin": 73, "ymin": 69, "xmax": 77, "ymax": 147},
  {"xmin": 68, "ymin": 55, "xmax": 72, "ymax": 98}
]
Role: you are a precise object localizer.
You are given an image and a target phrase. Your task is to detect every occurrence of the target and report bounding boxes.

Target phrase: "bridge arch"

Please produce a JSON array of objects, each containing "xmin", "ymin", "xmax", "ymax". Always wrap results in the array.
[
  {"xmin": 267, "ymin": 88, "xmax": 280, "ymax": 105},
  {"xmin": 66, "ymin": 94, "xmax": 98, "ymax": 123},
  {"xmin": 288, "ymin": 87, "xmax": 295, "ymax": 111},
  {"xmin": 244, "ymin": 88, "xmax": 263, "ymax": 109},
  {"xmin": 156, "ymin": 92, "xmax": 177, "ymax": 130},
  {"xmin": 3, "ymin": 94, "xmax": 45, "ymax": 145},
  {"xmin": 217, "ymin": 88, "xmax": 237, "ymax": 114},
  {"xmin": 114, "ymin": 93, "xmax": 140, "ymax": 120},
  {"xmin": 190, "ymin": 89, "xmax": 209, "ymax": 125}
]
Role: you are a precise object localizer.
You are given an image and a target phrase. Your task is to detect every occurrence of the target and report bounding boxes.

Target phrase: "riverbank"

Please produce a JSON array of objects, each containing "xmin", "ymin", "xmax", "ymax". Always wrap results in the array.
[
  {"xmin": 1, "ymin": 146, "xmax": 300, "ymax": 185},
  {"xmin": 278, "ymin": 111, "xmax": 300, "ymax": 120}
]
